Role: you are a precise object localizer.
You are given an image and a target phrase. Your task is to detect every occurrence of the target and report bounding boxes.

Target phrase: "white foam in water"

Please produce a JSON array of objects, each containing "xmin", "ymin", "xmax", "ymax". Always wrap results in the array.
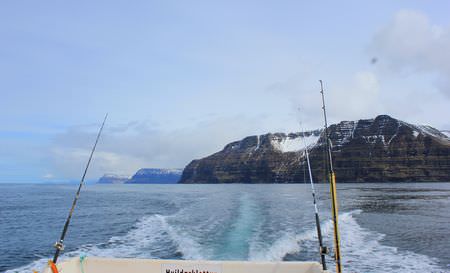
[
  {"xmin": 157, "ymin": 215, "xmax": 204, "ymax": 260},
  {"xmin": 6, "ymin": 214, "xmax": 204, "ymax": 273},
  {"xmin": 336, "ymin": 211, "xmax": 443, "ymax": 273},
  {"xmin": 248, "ymin": 223, "xmax": 318, "ymax": 261},
  {"xmin": 8, "ymin": 210, "xmax": 446, "ymax": 273},
  {"xmin": 249, "ymin": 232, "xmax": 301, "ymax": 261},
  {"xmin": 250, "ymin": 210, "xmax": 445, "ymax": 273}
]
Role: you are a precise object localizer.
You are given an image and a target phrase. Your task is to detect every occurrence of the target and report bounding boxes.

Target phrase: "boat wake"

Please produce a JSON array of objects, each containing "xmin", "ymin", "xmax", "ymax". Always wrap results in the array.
[
  {"xmin": 7, "ymin": 209, "xmax": 445, "ymax": 273},
  {"xmin": 212, "ymin": 193, "xmax": 262, "ymax": 260},
  {"xmin": 5, "ymin": 213, "xmax": 203, "ymax": 273},
  {"xmin": 249, "ymin": 210, "xmax": 444, "ymax": 272},
  {"xmin": 335, "ymin": 210, "xmax": 443, "ymax": 273}
]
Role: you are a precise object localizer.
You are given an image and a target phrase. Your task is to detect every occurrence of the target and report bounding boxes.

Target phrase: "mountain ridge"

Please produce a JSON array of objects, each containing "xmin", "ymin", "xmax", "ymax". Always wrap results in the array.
[
  {"xmin": 97, "ymin": 168, "xmax": 182, "ymax": 184},
  {"xmin": 180, "ymin": 115, "xmax": 450, "ymax": 183}
]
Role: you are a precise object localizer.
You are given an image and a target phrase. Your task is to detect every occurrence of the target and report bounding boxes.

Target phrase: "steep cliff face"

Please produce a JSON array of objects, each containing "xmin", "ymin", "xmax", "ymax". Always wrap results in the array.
[
  {"xmin": 180, "ymin": 130, "xmax": 321, "ymax": 183},
  {"xmin": 126, "ymin": 168, "xmax": 182, "ymax": 184},
  {"xmin": 180, "ymin": 115, "xmax": 450, "ymax": 183}
]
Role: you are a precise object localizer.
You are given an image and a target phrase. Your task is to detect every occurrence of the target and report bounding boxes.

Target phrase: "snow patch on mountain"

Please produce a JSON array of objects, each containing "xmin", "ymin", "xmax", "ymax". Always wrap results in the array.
[
  {"xmin": 442, "ymin": 130, "xmax": 450, "ymax": 138},
  {"xmin": 254, "ymin": 135, "xmax": 261, "ymax": 151},
  {"xmin": 134, "ymin": 168, "xmax": 183, "ymax": 176},
  {"xmin": 331, "ymin": 116, "xmax": 449, "ymax": 146},
  {"xmin": 332, "ymin": 120, "xmax": 360, "ymax": 147},
  {"xmin": 401, "ymin": 121, "xmax": 449, "ymax": 140},
  {"xmin": 416, "ymin": 125, "xmax": 448, "ymax": 139},
  {"xmin": 271, "ymin": 133, "xmax": 320, "ymax": 153}
]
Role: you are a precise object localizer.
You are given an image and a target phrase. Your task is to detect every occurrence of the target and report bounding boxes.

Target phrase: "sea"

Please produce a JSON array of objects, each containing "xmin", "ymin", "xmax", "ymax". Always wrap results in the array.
[{"xmin": 0, "ymin": 183, "xmax": 449, "ymax": 273}]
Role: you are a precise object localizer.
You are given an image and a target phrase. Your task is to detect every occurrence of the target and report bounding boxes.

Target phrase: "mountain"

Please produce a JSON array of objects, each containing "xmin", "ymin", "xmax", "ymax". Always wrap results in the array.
[
  {"xmin": 442, "ymin": 130, "xmax": 450, "ymax": 138},
  {"xmin": 97, "ymin": 174, "xmax": 129, "ymax": 184},
  {"xmin": 125, "ymin": 168, "xmax": 182, "ymax": 184},
  {"xmin": 180, "ymin": 115, "xmax": 450, "ymax": 183}
]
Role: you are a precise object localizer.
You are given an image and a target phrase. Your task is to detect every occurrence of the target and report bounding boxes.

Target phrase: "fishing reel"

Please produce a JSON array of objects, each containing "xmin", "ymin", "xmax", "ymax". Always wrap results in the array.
[
  {"xmin": 54, "ymin": 241, "xmax": 64, "ymax": 251},
  {"xmin": 320, "ymin": 246, "xmax": 329, "ymax": 255}
]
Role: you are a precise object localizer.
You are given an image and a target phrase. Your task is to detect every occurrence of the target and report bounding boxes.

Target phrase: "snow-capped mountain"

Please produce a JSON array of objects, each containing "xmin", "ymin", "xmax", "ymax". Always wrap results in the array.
[
  {"xmin": 180, "ymin": 115, "xmax": 450, "ymax": 183},
  {"xmin": 126, "ymin": 168, "xmax": 182, "ymax": 184}
]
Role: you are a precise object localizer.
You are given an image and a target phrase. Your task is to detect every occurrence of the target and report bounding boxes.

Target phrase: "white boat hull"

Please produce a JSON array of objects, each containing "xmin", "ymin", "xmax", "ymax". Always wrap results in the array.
[{"xmin": 44, "ymin": 257, "xmax": 328, "ymax": 273}]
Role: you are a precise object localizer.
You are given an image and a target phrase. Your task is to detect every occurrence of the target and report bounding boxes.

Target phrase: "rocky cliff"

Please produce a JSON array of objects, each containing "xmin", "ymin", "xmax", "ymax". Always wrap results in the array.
[
  {"xmin": 126, "ymin": 168, "xmax": 182, "ymax": 184},
  {"xmin": 180, "ymin": 115, "xmax": 450, "ymax": 183},
  {"xmin": 97, "ymin": 174, "xmax": 129, "ymax": 184}
]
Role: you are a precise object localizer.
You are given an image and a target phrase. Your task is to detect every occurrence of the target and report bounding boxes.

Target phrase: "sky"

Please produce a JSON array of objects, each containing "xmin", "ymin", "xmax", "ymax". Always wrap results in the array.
[{"xmin": 1, "ymin": 1, "xmax": 449, "ymax": 182}]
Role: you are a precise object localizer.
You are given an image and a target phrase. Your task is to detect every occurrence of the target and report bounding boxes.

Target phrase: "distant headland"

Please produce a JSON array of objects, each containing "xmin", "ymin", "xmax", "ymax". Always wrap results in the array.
[{"xmin": 98, "ymin": 168, "xmax": 182, "ymax": 184}]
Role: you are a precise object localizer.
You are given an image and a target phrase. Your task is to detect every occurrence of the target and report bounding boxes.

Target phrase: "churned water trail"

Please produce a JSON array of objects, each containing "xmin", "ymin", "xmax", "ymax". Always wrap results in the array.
[
  {"xmin": 2, "ymin": 183, "xmax": 450, "ymax": 273},
  {"xmin": 213, "ymin": 193, "xmax": 261, "ymax": 260},
  {"xmin": 249, "ymin": 210, "xmax": 444, "ymax": 272}
]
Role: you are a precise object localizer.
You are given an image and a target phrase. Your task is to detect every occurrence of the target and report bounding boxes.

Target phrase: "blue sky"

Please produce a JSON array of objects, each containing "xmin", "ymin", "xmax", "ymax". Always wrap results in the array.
[{"xmin": 1, "ymin": 1, "xmax": 449, "ymax": 182}]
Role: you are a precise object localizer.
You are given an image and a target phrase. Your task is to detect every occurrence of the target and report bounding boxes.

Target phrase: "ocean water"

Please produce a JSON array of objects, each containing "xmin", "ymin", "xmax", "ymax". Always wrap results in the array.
[{"xmin": 0, "ymin": 183, "xmax": 449, "ymax": 273}]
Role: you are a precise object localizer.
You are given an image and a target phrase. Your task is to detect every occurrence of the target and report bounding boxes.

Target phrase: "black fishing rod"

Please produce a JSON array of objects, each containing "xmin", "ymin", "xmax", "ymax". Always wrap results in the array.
[
  {"xmin": 320, "ymin": 80, "xmax": 342, "ymax": 273},
  {"xmin": 52, "ymin": 114, "xmax": 108, "ymax": 265},
  {"xmin": 300, "ymin": 126, "xmax": 328, "ymax": 270}
]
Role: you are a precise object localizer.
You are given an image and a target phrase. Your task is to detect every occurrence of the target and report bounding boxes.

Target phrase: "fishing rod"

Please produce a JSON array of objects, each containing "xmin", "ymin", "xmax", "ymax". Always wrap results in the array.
[
  {"xmin": 51, "ymin": 114, "xmax": 108, "ymax": 266},
  {"xmin": 299, "ymin": 123, "xmax": 328, "ymax": 270},
  {"xmin": 319, "ymin": 80, "xmax": 342, "ymax": 273}
]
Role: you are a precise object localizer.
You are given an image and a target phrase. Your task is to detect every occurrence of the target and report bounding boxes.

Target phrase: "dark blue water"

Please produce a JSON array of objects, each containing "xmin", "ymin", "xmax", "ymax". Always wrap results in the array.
[{"xmin": 1, "ymin": 183, "xmax": 449, "ymax": 273}]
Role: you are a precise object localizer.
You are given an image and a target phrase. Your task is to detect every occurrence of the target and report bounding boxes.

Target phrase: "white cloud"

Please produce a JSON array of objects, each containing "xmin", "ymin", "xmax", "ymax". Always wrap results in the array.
[
  {"xmin": 371, "ymin": 10, "xmax": 450, "ymax": 96},
  {"xmin": 47, "ymin": 116, "xmax": 268, "ymax": 179},
  {"xmin": 328, "ymin": 71, "xmax": 384, "ymax": 121},
  {"xmin": 49, "ymin": 147, "xmax": 146, "ymax": 178},
  {"xmin": 265, "ymin": 70, "xmax": 384, "ymax": 126}
]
